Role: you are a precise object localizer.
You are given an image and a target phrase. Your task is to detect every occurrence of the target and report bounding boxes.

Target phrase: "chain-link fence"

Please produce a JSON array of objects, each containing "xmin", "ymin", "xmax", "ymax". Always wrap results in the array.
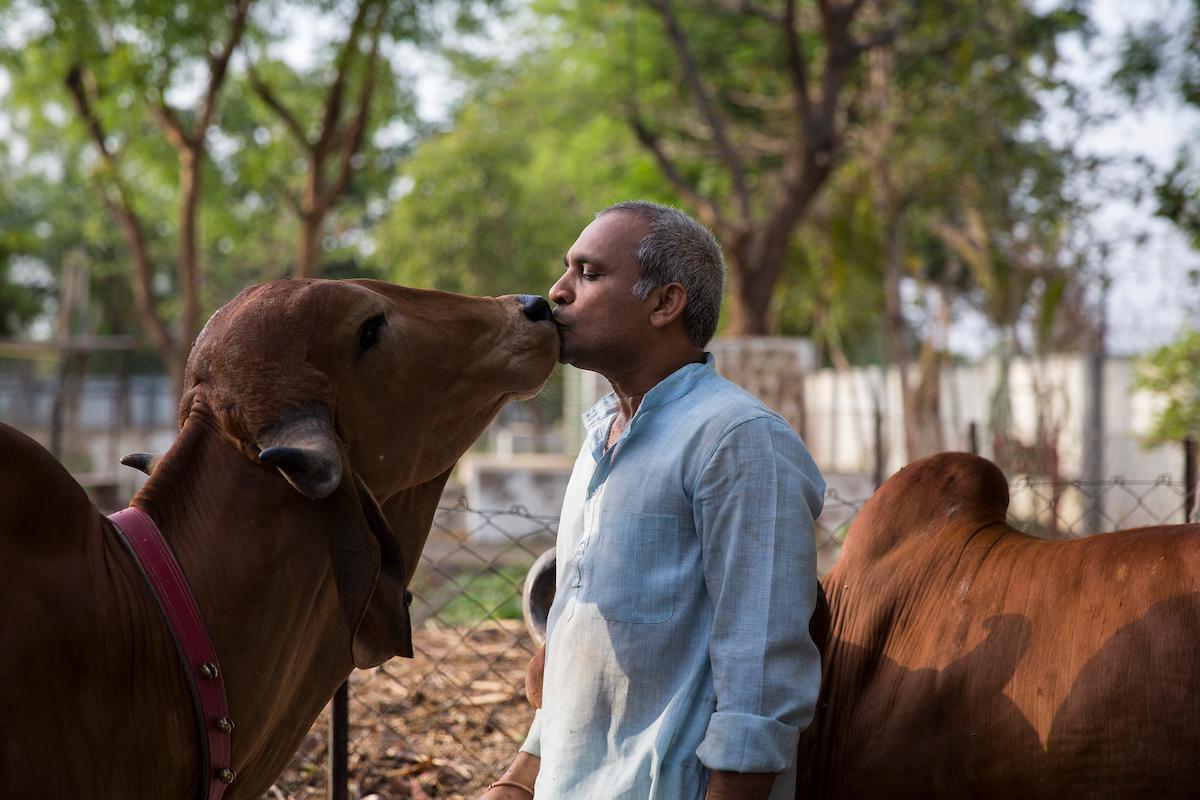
[{"xmin": 269, "ymin": 473, "xmax": 1197, "ymax": 800}]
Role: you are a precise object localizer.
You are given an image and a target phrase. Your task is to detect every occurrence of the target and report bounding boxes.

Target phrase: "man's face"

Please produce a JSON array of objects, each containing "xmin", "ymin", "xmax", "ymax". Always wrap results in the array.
[{"xmin": 549, "ymin": 212, "xmax": 654, "ymax": 372}]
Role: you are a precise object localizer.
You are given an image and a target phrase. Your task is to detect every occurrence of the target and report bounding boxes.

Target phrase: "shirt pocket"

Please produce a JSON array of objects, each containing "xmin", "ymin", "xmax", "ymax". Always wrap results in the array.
[{"xmin": 589, "ymin": 510, "xmax": 679, "ymax": 624}]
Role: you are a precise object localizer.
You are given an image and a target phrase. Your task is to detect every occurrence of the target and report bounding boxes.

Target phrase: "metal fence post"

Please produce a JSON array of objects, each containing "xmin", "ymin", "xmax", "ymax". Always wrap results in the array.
[
  {"xmin": 968, "ymin": 421, "xmax": 979, "ymax": 456},
  {"xmin": 328, "ymin": 680, "xmax": 349, "ymax": 800},
  {"xmin": 1185, "ymin": 437, "xmax": 1197, "ymax": 524}
]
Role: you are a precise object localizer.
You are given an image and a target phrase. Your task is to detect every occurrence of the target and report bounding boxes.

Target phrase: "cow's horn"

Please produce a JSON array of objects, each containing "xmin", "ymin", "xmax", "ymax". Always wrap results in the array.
[
  {"xmin": 120, "ymin": 452, "xmax": 159, "ymax": 475},
  {"xmin": 258, "ymin": 415, "xmax": 343, "ymax": 500}
]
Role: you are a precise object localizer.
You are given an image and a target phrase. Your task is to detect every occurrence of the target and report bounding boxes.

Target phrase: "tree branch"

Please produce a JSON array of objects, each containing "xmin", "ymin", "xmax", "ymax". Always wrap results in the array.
[
  {"xmin": 852, "ymin": 24, "xmax": 899, "ymax": 55},
  {"xmin": 705, "ymin": 0, "xmax": 782, "ymax": 23},
  {"xmin": 812, "ymin": 0, "xmax": 861, "ymax": 155},
  {"xmin": 196, "ymin": 0, "xmax": 253, "ymax": 138},
  {"xmin": 149, "ymin": 98, "xmax": 194, "ymax": 153},
  {"xmin": 64, "ymin": 64, "xmax": 174, "ymax": 360},
  {"xmin": 646, "ymin": 0, "xmax": 753, "ymax": 225},
  {"xmin": 315, "ymin": 0, "xmax": 375, "ymax": 160},
  {"xmin": 246, "ymin": 63, "xmax": 311, "ymax": 148},
  {"xmin": 782, "ymin": 0, "xmax": 813, "ymax": 130},
  {"xmin": 65, "ymin": 65, "xmax": 115, "ymax": 162},
  {"xmin": 630, "ymin": 116, "xmax": 729, "ymax": 236},
  {"xmin": 845, "ymin": 0, "xmax": 869, "ymax": 18},
  {"xmin": 321, "ymin": 6, "xmax": 384, "ymax": 211}
]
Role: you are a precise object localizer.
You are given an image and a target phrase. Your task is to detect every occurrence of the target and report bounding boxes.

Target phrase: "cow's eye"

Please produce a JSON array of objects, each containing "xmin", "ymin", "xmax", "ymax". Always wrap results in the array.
[{"xmin": 357, "ymin": 314, "xmax": 386, "ymax": 354}]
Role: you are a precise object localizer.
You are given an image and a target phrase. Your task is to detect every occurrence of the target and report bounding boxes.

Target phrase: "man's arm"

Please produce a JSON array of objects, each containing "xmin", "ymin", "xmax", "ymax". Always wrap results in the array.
[
  {"xmin": 692, "ymin": 415, "xmax": 826, "ymax": 792},
  {"xmin": 481, "ymin": 650, "xmax": 544, "ymax": 800},
  {"xmin": 480, "ymin": 751, "xmax": 541, "ymax": 799}
]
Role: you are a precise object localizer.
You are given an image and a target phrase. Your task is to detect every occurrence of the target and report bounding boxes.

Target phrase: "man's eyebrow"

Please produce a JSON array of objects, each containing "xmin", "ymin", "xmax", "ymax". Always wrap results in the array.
[{"xmin": 564, "ymin": 252, "xmax": 605, "ymax": 270}]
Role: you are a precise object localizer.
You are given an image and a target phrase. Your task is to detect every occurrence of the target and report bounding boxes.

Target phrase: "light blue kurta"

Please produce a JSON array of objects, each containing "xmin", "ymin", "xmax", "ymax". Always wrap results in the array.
[{"xmin": 522, "ymin": 355, "xmax": 825, "ymax": 799}]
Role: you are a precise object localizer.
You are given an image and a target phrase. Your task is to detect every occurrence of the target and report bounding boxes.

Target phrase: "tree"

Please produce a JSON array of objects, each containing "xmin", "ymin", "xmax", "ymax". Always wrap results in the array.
[
  {"xmin": 603, "ymin": 0, "xmax": 903, "ymax": 335},
  {"xmin": 775, "ymin": 0, "xmax": 1093, "ymax": 460},
  {"xmin": 0, "ymin": 161, "xmax": 50, "ymax": 336},
  {"xmin": 0, "ymin": 0, "xmax": 507, "ymax": 397},
  {"xmin": 231, "ymin": 0, "xmax": 441, "ymax": 278},
  {"xmin": 1, "ymin": 0, "xmax": 253, "ymax": 397},
  {"xmin": 1113, "ymin": 1, "xmax": 1200, "ymax": 258},
  {"xmin": 375, "ymin": 48, "xmax": 676, "ymax": 298}
]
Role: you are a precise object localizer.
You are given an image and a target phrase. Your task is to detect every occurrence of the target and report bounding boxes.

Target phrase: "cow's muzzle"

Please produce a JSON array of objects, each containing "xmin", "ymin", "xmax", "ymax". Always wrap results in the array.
[{"xmin": 517, "ymin": 294, "xmax": 554, "ymax": 323}]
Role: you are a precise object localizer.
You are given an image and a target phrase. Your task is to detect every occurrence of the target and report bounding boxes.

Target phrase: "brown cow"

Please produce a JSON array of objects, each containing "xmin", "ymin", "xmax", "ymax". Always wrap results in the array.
[
  {"xmin": 0, "ymin": 279, "xmax": 558, "ymax": 799},
  {"xmin": 798, "ymin": 452, "xmax": 1200, "ymax": 798}
]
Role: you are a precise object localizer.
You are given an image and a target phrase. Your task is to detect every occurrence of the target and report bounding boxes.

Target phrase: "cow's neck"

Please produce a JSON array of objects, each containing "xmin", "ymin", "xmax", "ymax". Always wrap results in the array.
[{"xmin": 133, "ymin": 412, "xmax": 352, "ymax": 795}]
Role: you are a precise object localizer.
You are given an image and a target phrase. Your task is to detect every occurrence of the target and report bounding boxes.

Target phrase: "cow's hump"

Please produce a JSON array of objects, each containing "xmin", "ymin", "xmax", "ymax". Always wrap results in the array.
[{"xmin": 841, "ymin": 452, "xmax": 1009, "ymax": 564}]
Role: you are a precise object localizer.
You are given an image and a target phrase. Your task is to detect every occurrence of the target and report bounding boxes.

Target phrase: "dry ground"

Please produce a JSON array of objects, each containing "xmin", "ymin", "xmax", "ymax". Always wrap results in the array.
[{"xmin": 267, "ymin": 620, "xmax": 539, "ymax": 800}]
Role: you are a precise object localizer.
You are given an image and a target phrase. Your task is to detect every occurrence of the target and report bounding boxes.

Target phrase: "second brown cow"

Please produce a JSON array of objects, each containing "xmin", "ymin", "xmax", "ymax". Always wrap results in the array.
[{"xmin": 800, "ymin": 452, "xmax": 1200, "ymax": 798}]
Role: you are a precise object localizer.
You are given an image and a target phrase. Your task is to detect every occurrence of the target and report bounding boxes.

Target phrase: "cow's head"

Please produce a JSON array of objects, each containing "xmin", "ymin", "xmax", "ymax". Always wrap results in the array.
[{"xmin": 179, "ymin": 278, "xmax": 559, "ymax": 666}]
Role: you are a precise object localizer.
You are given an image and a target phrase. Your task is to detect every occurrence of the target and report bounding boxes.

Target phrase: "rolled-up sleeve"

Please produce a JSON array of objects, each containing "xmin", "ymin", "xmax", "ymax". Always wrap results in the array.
[
  {"xmin": 520, "ymin": 709, "xmax": 543, "ymax": 758},
  {"xmin": 693, "ymin": 416, "xmax": 825, "ymax": 774}
]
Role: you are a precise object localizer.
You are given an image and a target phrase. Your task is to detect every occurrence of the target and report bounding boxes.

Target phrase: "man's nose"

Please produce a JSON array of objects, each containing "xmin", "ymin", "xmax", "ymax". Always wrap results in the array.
[
  {"xmin": 549, "ymin": 274, "xmax": 570, "ymax": 306},
  {"xmin": 518, "ymin": 294, "xmax": 554, "ymax": 322}
]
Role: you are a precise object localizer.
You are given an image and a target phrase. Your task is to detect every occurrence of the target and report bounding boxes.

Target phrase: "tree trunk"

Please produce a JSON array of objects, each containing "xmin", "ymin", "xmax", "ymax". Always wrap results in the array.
[
  {"xmin": 723, "ymin": 190, "xmax": 824, "ymax": 336},
  {"xmin": 296, "ymin": 211, "xmax": 322, "ymax": 279},
  {"xmin": 64, "ymin": 0, "xmax": 251, "ymax": 407},
  {"xmin": 632, "ymin": 0, "xmax": 871, "ymax": 337},
  {"xmin": 727, "ymin": 264, "xmax": 774, "ymax": 335},
  {"xmin": 173, "ymin": 146, "xmax": 204, "ymax": 400}
]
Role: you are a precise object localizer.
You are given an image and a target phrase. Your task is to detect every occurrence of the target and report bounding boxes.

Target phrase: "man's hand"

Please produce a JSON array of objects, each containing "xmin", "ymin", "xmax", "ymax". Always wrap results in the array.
[
  {"xmin": 525, "ymin": 645, "xmax": 546, "ymax": 709},
  {"xmin": 478, "ymin": 751, "xmax": 540, "ymax": 799},
  {"xmin": 705, "ymin": 769, "xmax": 777, "ymax": 800}
]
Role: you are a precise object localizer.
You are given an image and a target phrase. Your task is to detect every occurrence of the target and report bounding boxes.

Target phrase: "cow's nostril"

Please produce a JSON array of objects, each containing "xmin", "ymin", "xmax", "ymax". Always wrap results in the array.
[{"xmin": 518, "ymin": 294, "xmax": 554, "ymax": 323}]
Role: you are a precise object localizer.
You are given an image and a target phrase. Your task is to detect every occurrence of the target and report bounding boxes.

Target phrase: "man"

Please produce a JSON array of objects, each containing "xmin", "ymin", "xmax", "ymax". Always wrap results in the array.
[{"xmin": 483, "ymin": 201, "xmax": 825, "ymax": 800}]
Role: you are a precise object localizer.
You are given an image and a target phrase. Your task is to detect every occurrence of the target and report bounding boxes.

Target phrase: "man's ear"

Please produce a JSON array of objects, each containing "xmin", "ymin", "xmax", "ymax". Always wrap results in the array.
[{"xmin": 648, "ymin": 282, "xmax": 687, "ymax": 329}]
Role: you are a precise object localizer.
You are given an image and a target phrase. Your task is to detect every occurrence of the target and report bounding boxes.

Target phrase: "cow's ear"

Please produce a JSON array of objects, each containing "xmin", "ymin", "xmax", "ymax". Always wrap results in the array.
[
  {"xmin": 347, "ymin": 473, "xmax": 414, "ymax": 666},
  {"xmin": 258, "ymin": 413, "xmax": 344, "ymax": 499},
  {"xmin": 322, "ymin": 468, "xmax": 414, "ymax": 669}
]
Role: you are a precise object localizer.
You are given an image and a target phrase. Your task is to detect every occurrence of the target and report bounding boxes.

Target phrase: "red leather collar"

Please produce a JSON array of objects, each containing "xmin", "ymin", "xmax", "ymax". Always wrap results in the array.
[{"xmin": 108, "ymin": 506, "xmax": 234, "ymax": 800}]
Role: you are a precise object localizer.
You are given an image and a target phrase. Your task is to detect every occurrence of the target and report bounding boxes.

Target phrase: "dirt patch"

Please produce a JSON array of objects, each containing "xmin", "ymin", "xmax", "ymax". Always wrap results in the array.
[{"xmin": 267, "ymin": 620, "xmax": 539, "ymax": 799}]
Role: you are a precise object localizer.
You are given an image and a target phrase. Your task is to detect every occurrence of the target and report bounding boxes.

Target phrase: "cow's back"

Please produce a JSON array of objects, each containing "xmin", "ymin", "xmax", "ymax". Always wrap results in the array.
[
  {"xmin": 0, "ymin": 422, "xmax": 97, "ymax": 550},
  {"xmin": 0, "ymin": 422, "xmax": 195, "ymax": 798}
]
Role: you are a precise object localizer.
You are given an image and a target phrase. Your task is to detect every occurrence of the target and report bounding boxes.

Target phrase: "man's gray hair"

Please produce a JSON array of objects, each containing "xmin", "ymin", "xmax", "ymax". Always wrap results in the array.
[{"xmin": 597, "ymin": 200, "xmax": 726, "ymax": 347}]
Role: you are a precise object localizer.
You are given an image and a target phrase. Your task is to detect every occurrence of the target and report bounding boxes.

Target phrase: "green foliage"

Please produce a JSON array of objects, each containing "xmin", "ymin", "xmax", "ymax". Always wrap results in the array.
[
  {"xmin": 1110, "ymin": 0, "xmax": 1200, "ymax": 248},
  {"xmin": 891, "ymin": 0, "xmax": 1092, "ymax": 343},
  {"xmin": 375, "ymin": 46, "xmax": 676, "ymax": 298},
  {"xmin": 777, "ymin": 162, "xmax": 888, "ymax": 363},
  {"xmin": 0, "ymin": 0, "xmax": 514, "ymax": 356},
  {"xmin": 0, "ymin": 0, "xmax": 1103, "ymax": 375},
  {"xmin": 1134, "ymin": 328, "xmax": 1200, "ymax": 445},
  {"xmin": 376, "ymin": 0, "xmax": 1094, "ymax": 361},
  {"xmin": 424, "ymin": 565, "xmax": 526, "ymax": 626},
  {"xmin": 784, "ymin": 0, "xmax": 1093, "ymax": 362}
]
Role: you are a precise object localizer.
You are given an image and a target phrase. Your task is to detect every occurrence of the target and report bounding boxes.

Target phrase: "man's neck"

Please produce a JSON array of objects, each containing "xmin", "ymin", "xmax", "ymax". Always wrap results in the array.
[{"xmin": 605, "ymin": 347, "xmax": 705, "ymax": 421}]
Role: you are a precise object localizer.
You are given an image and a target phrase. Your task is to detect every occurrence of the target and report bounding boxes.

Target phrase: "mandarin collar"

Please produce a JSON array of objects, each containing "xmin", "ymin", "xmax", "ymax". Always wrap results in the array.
[{"xmin": 581, "ymin": 353, "xmax": 715, "ymax": 435}]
